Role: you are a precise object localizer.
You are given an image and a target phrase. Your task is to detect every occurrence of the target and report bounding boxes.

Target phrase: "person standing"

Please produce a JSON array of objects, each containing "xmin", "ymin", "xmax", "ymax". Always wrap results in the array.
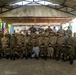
[
  {"xmin": 65, "ymin": 26, "xmax": 72, "ymax": 37},
  {"xmin": 57, "ymin": 26, "xmax": 65, "ymax": 35},
  {"xmin": 52, "ymin": 26, "xmax": 57, "ymax": 33}
]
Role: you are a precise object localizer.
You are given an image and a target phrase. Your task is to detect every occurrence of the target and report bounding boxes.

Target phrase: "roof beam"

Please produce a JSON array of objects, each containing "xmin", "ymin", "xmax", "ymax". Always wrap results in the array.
[
  {"xmin": 62, "ymin": 0, "xmax": 67, "ymax": 5},
  {"xmin": 46, "ymin": 5, "xmax": 76, "ymax": 16},
  {"xmin": 0, "ymin": 2, "xmax": 33, "ymax": 14}
]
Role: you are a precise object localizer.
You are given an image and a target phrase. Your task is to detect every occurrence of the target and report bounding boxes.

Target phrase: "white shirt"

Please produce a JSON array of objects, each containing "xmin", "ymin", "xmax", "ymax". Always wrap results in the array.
[
  {"xmin": 52, "ymin": 28, "xmax": 57, "ymax": 33},
  {"xmin": 32, "ymin": 46, "xmax": 40, "ymax": 53}
]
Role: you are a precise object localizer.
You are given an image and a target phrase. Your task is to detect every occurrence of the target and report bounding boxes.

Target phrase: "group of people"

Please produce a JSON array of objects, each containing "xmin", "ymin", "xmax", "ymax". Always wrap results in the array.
[{"xmin": 0, "ymin": 25, "xmax": 75, "ymax": 65}]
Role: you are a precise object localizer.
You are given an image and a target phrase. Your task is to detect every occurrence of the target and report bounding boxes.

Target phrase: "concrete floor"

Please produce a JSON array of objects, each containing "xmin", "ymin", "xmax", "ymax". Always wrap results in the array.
[{"xmin": 0, "ymin": 59, "xmax": 76, "ymax": 75}]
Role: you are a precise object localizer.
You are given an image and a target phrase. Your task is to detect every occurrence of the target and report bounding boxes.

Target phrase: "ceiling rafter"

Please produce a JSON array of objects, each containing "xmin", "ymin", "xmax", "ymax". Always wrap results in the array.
[
  {"xmin": 61, "ymin": 0, "xmax": 67, "ymax": 5},
  {"xmin": 0, "ymin": 0, "xmax": 75, "ymax": 16}
]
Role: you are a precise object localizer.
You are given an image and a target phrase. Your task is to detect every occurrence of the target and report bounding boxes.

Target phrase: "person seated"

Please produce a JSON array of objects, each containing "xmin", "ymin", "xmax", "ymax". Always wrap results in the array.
[{"xmin": 31, "ymin": 43, "xmax": 40, "ymax": 60}]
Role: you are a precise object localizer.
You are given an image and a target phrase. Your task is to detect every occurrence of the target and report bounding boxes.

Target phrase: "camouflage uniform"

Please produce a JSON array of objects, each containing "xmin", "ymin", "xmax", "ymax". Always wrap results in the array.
[
  {"xmin": 10, "ymin": 46, "xmax": 16, "ymax": 60},
  {"xmin": 29, "ymin": 26, "xmax": 37, "ymax": 33},
  {"xmin": 24, "ymin": 34, "xmax": 31, "ymax": 47},
  {"xmin": 68, "ymin": 45, "xmax": 75, "ymax": 64},
  {"xmin": 47, "ymin": 44, "xmax": 54, "ymax": 58},
  {"xmin": 5, "ymin": 33, "xmax": 11, "ymax": 44},
  {"xmin": 4, "ymin": 44, "xmax": 11, "ymax": 59},
  {"xmin": 37, "ymin": 34, "xmax": 43, "ymax": 47},
  {"xmin": 0, "ymin": 31, "xmax": 3, "ymax": 46},
  {"xmin": 54, "ymin": 43, "xmax": 61, "ymax": 60},
  {"xmin": 0, "ymin": 45, "xmax": 3, "ymax": 59},
  {"xmin": 40, "ymin": 44, "xmax": 47, "ymax": 60},
  {"xmin": 56, "ymin": 34, "xmax": 65, "ymax": 46},
  {"xmin": 38, "ymin": 27, "xmax": 44, "ymax": 34},
  {"xmin": 10, "ymin": 34, "xmax": 17, "ymax": 47},
  {"xmin": 65, "ymin": 36, "xmax": 73, "ymax": 45},
  {"xmin": 17, "ymin": 34, "xmax": 25, "ymax": 44},
  {"xmin": 20, "ymin": 43, "xmax": 27, "ymax": 59},
  {"xmin": 61, "ymin": 44, "xmax": 68, "ymax": 61},
  {"xmin": 1, "ymin": 36, "xmax": 9, "ymax": 48},
  {"xmin": 49, "ymin": 33, "xmax": 57, "ymax": 45},
  {"xmin": 45, "ymin": 26, "xmax": 52, "ymax": 33},
  {"xmin": 14, "ymin": 45, "xmax": 21, "ymax": 59},
  {"xmin": 26, "ymin": 43, "xmax": 32, "ymax": 59},
  {"xmin": 43, "ymin": 33, "xmax": 49, "ymax": 46}
]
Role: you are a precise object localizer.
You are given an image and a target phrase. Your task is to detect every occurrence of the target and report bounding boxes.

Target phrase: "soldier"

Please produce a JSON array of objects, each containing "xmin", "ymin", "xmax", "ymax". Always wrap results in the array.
[
  {"xmin": 24, "ymin": 32, "xmax": 31, "ymax": 47},
  {"xmin": 20, "ymin": 43, "xmax": 27, "ymax": 59},
  {"xmin": 67, "ymin": 44, "xmax": 75, "ymax": 64},
  {"xmin": 65, "ymin": 34, "xmax": 73, "ymax": 45},
  {"xmin": 72, "ymin": 34, "xmax": 76, "ymax": 57},
  {"xmin": 31, "ymin": 43, "xmax": 40, "ymax": 60},
  {"xmin": 56, "ymin": 33, "xmax": 65, "ymax": 46},
  {"xmin": 10, "ymin": 34, "xmax": 17, "ymax": 48},
  {"xmin": 54, "ymin": 43, "xmax": 61, "ymax": 61},
  {"xmin": 10, "ymin": 46, "xmax": 15, "ymax": 60},
  {"xmin": 38, "ymin": 26, "xmax": 44, "ymax": 34},
  {"xmin": 49, "ymin": 33, "xmax": 57, "ymax": 46},
  {"xmin": 37, "ymin": 34, "xmax": 43, "ymax": 47},
  {"xmin": 1, "ymin": 35, "xmax": 9, "ymax": 48},
  {"xmin": 44, "ymin": 34, "xmax": 49, "ymax": 47},
  {"xmin": 29, "ymin": 25, "xmax": 37, "ymax": 33},
  {"xmin": 14, "ymin": 44, "xmax": 21, "ymax": 59},
  {"xmin": 60, "ymin": 44, "xmax": 68, "ymax": 61},
  {"xmin": 5, "ymin": 33, "xmax": 11, "ymax": 45},
  {"xmin": 0, "ymin": 44, "xmax": 2, "ymax": 59},
  {"xmin": 17, "ymin": 33, "xmax": 25, "ymax": 45},
  {"xmin": 0, "ymin": 30, "xmax": 3, "ymax": 46},
  {"xmin": 30, "ymin": 30, "xmax": 37, "ymax": 39},
  {"xmin": 57, "ymin": 26, "xmax": 65, "ymax": 35},
  {"xmin": 65, "ymin": 26, "xmax": 72, "ymax": 37},
  {"xmin": 26, "ymin": 43, "xmax": 32, "ymax": 59},
  {"xmin": 40, "ymin": 43, "xmax": 47, "ymax": 60},
  {"xmin": 45, "ymin": 26, "xmax": 52, "ymax": 32},
  {"xmin": 30, "ymin": 35, "xmax": 37, "ymax": 47},
  {"xmin": 47, "ymin": 43, "xmax": 54, "ymax": 59},
  {"xmin": 4, "ymin": 44, "xmax": 11, "ymax": 59}
]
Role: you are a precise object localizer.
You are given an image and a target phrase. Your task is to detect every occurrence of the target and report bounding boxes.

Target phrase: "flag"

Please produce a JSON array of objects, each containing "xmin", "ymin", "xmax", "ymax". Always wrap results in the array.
[
  {"xmin": 5, "ymin": 22, "xmax": 8, "ymax": 28},
  {"xmin": 10, "ymin": 26, "xmax": 14, "ymax": 35},
  {"xmin": 2, "ymin": 22, "xmax": 4, "ymax": 33},
  {"xmin": 70, "ymin": 25, "xmax": 72, "ymax": 31},
  {"xmin": 4, "ymin": 28, "xmax": 8, "ymax": 35},
  {"xmin": 0, "ymin": 22, "xmax": 2, "ymax": 30}
]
